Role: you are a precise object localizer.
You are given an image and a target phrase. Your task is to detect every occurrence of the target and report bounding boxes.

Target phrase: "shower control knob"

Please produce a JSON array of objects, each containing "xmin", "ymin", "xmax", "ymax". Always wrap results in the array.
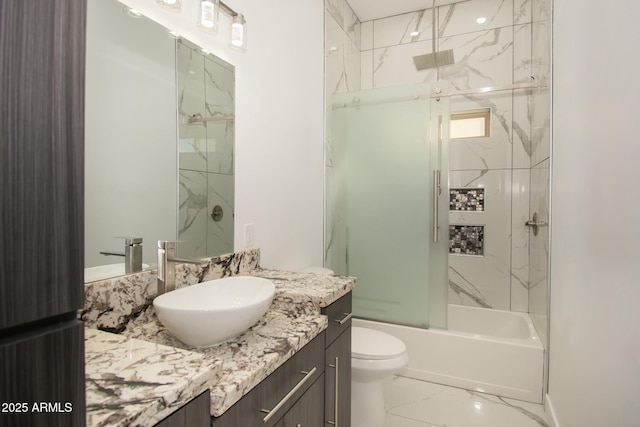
[{"xmin": 525, "ymin": 212, "xmax": 548, "ymax": 236}]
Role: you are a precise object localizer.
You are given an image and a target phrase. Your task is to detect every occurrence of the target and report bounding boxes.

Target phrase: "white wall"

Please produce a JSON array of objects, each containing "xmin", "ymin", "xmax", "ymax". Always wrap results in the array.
[
  {"xmin": 549, "ymin": 1, "xmax": 640, "ymax": 425},
  {"xmin": 118, "ymin": 0, "xmax": 326, "ymax": 270},
  {"xmin": 232, "ymin": 0, "xmax": 325, "ymax": 270}
]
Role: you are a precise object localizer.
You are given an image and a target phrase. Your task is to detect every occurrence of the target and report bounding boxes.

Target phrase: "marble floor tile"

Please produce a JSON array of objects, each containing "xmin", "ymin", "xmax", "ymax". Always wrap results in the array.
[{"xmin": 383, "ymin": 376, "xmax": 548, "ymax": 427}]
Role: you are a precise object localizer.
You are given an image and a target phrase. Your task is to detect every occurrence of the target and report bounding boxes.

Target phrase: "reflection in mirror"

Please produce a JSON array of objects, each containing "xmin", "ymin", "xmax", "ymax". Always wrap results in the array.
[
  {"xmin": 84, "ymin": 0, "xmax": 234, "ymax": 282},
  {"xmin": 177, "ymin": 40, "xmax": 235, "ymax": 260}
]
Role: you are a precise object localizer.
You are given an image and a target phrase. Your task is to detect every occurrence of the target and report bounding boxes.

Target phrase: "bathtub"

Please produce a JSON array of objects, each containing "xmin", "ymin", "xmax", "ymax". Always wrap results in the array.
[{"xmin": 353, "ymin": 304, "xmax": 544, "ymax": 403}]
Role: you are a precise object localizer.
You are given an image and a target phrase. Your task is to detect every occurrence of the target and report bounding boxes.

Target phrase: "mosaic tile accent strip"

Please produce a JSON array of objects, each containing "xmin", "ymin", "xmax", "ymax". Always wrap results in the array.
[
  {"xmin": 450, "ymin": 188, "xmax": 485, "ymax": 211},
  {"xmin": 449, "ymin": 225, "xmax": 485, "ymax": 256}
]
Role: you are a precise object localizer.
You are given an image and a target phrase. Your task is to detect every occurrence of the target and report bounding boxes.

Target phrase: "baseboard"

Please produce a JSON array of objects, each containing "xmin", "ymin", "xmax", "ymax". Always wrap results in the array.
[{"xmin": 545, "ymin": 393, "xmax": 560, "ymax": 427}]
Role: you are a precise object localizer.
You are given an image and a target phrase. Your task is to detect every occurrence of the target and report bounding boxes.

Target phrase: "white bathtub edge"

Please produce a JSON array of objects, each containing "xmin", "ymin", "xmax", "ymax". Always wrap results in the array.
[{"xmin": 354, "ymin": 313, "xmax": 544, "ymax": 404}]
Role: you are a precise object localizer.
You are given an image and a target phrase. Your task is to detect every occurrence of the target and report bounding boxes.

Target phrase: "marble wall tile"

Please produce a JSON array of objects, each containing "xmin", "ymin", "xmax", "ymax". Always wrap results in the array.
[
  {"xmin": 325, "ymin": 0, "xmax": 360, "ymax": 47},
  {"xmin": 178, "ymin": 169, "xmax": 208, "ymax": 259},
  {"xmin": 373, "ymin": 9, "xmax": 434, "ymax": 49},
  {"xmin": 511, "ymin": 168, "xmax": 530, "ymax": 312},
  {"xmin": 531, "ymin": 19, "xmax": 551, "ymax": 81},
  {"xmin": 448, "ymin": 90, "xmax": 513, "ymax": 171},
  {"xmin": 345, "ymin": 3, "xmax": 361, "ymax": 48},
  {"xmin": 204, "ymin": 56, "xmax": 234, "ymax": 117},
  {"xmin": 326, "ymin": 10, "xmax": 361, "ymax": 95},
  {"xmin": 514, "ymin": 23, "xmax": 533, "ymax": 83},
  {"xmin": 326, "ymin": 0, "xmax": 346, "ymax": 32},
  {"xmin": 360, "ymin": 50, "xmax": 373, "ymax": 89},
  {"xmin": 326, "ymin": 10, "xmax": 346, "ymax": 94},
  {"xmin": 205, "ymin": 120, "xmax": 234, "ymax": 175},
  {"xmin": 207, "ymin": 173, "xmax": 234, "ymax": 257},
  {"xmin": 372, "ymin": 41, "xmax": 437, "ymax": 88},
  {"xmin": 325, "ymin": 108, "xmax": 348, "ymax": 275},
  {"xmin": 514, "ymin": 0, "xmax": 533, "ymax": 24},
  {"xmin": 532, "ymin": 0, "xmax": 551, "ymax": 22},
  {"xmin": 530, "ymin": 87, "xmax": 550, "ymax": 166},
  {"xmin": 438, "ymin": 27, "xmax": 514, "ymax": 90},
  {"xmin": 513, "ymin": 89, "xmax": 533, "ymax": 168},
  {"xmin": 439, "ymin": 0, "xmax": 513, "ymax": 38},
  {"xmin": 178, "ymin": 43, "xmax": 207, "ymax": 173},
  {"xmin": 448, "ymin": 169, "xmax": 512, "ymax": 310},
  {"xmin": 529, "ymin": 159, "xmax": 549, "ymax": 346},
  {"xmin": 203, "ymin": 56, "xmax": 234, "ymax": 174},
  {"xmin": 361, "ymin": 20, "xmax": 373, "ymax": 51}
]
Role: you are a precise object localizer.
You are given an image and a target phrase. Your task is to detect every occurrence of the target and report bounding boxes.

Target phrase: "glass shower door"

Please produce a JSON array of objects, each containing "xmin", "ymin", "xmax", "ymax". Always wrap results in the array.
[{"xmin": 330, "ymin": 84, "xmax": 449, "ymax": 329}]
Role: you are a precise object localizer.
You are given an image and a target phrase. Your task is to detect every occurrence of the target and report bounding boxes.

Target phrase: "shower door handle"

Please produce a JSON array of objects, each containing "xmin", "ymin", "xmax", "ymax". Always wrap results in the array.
[{"xmin": 433, "ymin": 170, "xmax": 441, "ymax": 242}]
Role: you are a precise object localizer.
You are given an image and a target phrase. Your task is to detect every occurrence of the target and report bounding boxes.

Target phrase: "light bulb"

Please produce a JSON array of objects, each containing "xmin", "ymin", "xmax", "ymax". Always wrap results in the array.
[
  {"xmin": 230, "ymin": 14, "xmax": 246, "ymax": 50},
  {"xmin": 157, "ymin": 0, "xmax": 181, "ymax": 11},
  {"xmin": 200, "ymin": 0, "xmax": 218, "ymax": 30}
]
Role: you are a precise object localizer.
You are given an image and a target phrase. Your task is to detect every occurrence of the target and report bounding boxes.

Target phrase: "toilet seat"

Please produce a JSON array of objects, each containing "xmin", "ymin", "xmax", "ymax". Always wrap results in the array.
[{"xmin": 352, "ymin": 327, "xmax": 406, "ymax": 360}]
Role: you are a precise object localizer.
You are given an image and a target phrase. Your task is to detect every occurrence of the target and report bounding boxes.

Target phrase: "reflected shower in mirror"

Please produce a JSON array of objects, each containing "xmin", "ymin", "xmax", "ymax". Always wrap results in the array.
[{"xmin": 84, "ymin": 0, "xmax": 234, "ymax": 282}]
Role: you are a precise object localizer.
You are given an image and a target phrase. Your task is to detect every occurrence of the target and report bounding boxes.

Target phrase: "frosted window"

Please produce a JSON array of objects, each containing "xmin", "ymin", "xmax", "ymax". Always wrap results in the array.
[{"xmin": 443, "ymin": 108, "xmax": 490, "ymax": 139}]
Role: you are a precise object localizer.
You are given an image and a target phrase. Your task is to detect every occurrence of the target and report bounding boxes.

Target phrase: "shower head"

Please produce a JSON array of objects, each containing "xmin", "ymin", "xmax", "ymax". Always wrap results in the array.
[
  {"xmin": 413, "ymin": 0, "xmax": 456, "ymax": 71},
  {"xmin": 412, "ymin": 49, "xmax": 455, "ymax": 70}
]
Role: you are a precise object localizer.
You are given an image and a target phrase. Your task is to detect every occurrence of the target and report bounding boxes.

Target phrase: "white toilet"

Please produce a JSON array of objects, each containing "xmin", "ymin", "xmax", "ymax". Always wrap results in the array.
[{"xmin": 351, "ymin": 326, "xmax": 408, "ymax": 427}]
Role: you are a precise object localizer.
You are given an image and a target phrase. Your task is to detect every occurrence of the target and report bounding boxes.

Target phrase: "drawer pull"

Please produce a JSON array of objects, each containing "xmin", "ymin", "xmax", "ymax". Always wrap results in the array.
[
  {"xmin": 333, "ymin": 312, "xmax": 353, "ymax": 325},
  {"xmin": 261, "ymin": 367, "xmax": 317, "ymax": 423},
  {"xmin": 327, "ymin": 356, "xmax": 339, "ymax": 426}
]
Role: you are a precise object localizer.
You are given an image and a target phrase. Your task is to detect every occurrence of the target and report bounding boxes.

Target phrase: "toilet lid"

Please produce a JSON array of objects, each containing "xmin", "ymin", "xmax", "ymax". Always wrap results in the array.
[{"xmin": 352, "ymin": 327, "xmax": 406, "ymax": 360}]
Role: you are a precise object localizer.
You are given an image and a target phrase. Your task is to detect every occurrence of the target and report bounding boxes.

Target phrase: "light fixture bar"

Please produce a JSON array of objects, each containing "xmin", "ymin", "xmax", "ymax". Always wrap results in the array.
[{"xmin": 218, "ymin": 1, "xmax": 238, "ymax": 17}]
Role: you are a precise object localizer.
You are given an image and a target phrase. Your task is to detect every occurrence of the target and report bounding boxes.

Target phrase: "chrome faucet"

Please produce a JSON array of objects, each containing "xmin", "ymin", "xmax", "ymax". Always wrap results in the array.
[
  {"xmin": 99, "ymin": 237, "xmax": 143, "ymax": 274},
  {"xmin": 157, "ymin": 241, "xmax": 204, "ymax": 295}
]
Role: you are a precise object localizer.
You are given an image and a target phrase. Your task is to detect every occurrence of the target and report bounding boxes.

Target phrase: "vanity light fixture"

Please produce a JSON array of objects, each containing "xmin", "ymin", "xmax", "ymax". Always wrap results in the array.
[
  {"xmin": 198, "ymin": 0, "xmax": 220, "ymax": 33},
  {"xmin": 157, "ymin": 0, "xmax": 181, "ymax": 12},
  {"xmin": 194, "ymin": 0, "xmax": 247, "ymax": 51},
  {"xmin": 229, "ymin": 13, "xmax": 247, "ymax": 51}
]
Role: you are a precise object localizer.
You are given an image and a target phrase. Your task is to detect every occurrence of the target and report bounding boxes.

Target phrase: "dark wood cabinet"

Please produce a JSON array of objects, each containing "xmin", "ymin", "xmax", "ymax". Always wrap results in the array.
[
  {"xmin": 322, "ymin": 292, "xmax": 352, "ymax": 427},
  {"xmin": 0, "ymin": 0, "xmax": 86, "ymax": 330},
  {"xmin": 280, "ymin": 375, "xmax": 325, "ymax": 427},
  {"xmin": 211, "ymin": 291, "xmax": 352, "ymax": 427},
  {"xmin": 212, "ymin": 332, "xmax": 325, "ymax": 427},
  {"xmin": 154, "ymin": 390, "xmax": 210, "ymax": 427},
  {"xmin": 0, "ymin": 1, "xmax": 86, "ymax": 426},
  {"xmin": 0, "ymin": 321, "xmax": 85, "ymax": 427}
]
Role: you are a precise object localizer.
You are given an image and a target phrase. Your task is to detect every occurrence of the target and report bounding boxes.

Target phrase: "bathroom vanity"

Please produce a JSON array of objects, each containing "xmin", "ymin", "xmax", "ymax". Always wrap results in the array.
[{"xmin": 82, "ymin": 253, "xmax": 355, "ymax": 427}]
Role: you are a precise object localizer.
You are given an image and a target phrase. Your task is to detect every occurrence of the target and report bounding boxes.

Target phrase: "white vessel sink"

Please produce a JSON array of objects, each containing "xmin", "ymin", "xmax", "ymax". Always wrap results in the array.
[{"xmin": 153, "ymin": 276, "xmax": 275, "ymax": 348}]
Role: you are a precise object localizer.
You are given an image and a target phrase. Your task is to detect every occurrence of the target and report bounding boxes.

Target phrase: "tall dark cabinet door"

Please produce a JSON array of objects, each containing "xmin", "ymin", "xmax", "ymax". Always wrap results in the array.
[
  {"xmin": 0, "ymin": 321, "xmax": 86, "ymax": 427},
  {"xmin": 0, "ymin": 0, "xmax": 86, "ymax": 426},
  {"xmin": 0, "ymin": 0, "xmax": 86, "ymax": 329}
]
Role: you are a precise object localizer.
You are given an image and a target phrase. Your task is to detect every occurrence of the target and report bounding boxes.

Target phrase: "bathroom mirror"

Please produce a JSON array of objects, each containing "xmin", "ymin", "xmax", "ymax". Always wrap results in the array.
[{"xmin": 84, "ymin": 0, "xmax": 235, "ymax": 282}]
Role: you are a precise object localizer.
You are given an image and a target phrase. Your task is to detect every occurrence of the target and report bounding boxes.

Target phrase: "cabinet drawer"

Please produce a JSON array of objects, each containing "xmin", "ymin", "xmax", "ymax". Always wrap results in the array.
[
  {"xmin": 322, "ymin": 292, "xmax": 352, "ymax": 347},
  {"xmin": 212, "ymin": 331, "xmax": 325, "ymax": 426},
  {"xmin": 325, "ymin": 328, "xmax": 351, "ymax": 427}
]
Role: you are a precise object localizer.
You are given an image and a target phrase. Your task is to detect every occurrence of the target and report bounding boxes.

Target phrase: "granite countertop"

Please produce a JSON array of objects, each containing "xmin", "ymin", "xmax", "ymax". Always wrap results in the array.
[
  {"xmin": 85, "ymin": 329, "xmax": 212, "ymax": 427},
  {"xmin": 84, "ymin": 267, "xmax": 356, "ymax": 425}
]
